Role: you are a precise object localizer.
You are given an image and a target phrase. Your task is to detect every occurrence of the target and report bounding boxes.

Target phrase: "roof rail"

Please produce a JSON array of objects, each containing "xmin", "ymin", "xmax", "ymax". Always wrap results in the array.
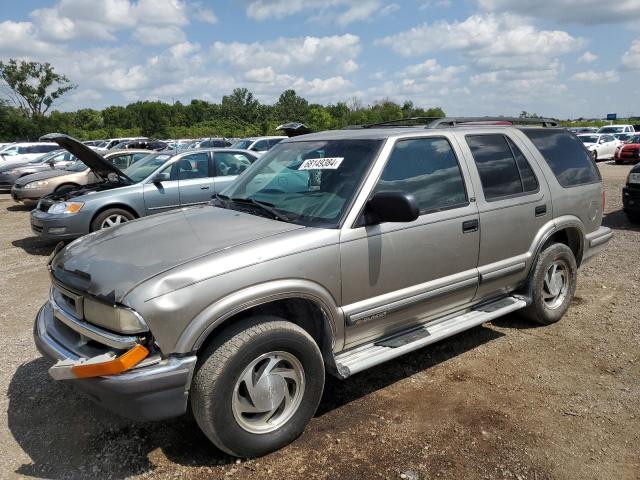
[{"xmin": 344, "ymin": 116, "xmax": 559, "ymax": 129}]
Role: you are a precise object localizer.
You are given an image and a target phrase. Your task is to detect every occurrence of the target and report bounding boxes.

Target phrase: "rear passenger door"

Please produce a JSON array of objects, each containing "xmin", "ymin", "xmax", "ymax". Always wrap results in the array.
[
  {"xmin": 176, "ymin": 152, "xmax": 214, "ymax": 206},
  {"xmin": 341, "ymin": 136, "xmax": 480, "ymax": 347},
  {"xmin": 459, "ymin": 132, "xmax": 551, "ymax": 299}
]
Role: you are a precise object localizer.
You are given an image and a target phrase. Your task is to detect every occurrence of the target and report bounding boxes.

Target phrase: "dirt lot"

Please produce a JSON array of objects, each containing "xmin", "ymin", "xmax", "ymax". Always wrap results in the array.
[{"xmin": 0, "ymin": 163, "xmax": 638, "ymax": 480}]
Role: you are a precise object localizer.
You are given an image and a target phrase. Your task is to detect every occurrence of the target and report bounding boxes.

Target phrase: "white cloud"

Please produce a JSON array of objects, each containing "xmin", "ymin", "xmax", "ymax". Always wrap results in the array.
[
  {"xmin": 0, "ymin": 21, "xmax": 59, "ymax": 55},
  {"xmin": 477, "ymin": 0, "xmax": 640, "ymax": 25},
  {"xmin": 377, "ymin": 14, "xmax": 581, "ymax": 62},
  {"xmin": 210, "ymin": 34, "xmax": 361, "ymax": 76},
  {"xmin": 571, "ymin": 70, "xmax": 620, "ymax": 83},
  {"xmin": 622, "ymin": 38, "xmax": 640, "ymax": 70},
  {"xmin": 246, "ymin": 0, "xmax": 398, "ymax": 26},
  {"xmin": 133, "ymin": 25, "xmax": 186, "ymax": 46},
  {"xmin": 578, "ymin": 51, "xmax": 598, "ymax": 63},
  {"xmin": 402, "ymin": 59, "xmax": 464, "ymax": 83}
]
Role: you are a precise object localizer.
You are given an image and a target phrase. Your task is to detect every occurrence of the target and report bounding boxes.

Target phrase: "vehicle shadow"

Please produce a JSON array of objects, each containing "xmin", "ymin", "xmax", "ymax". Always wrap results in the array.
[
  {"xmin": 9, "ymin": 323, "xmax": 506, "ymax": 477},
  {"xmin": 602, "ymin": 209, "xmax": 640, "ymax": 232},
  {"xmin": 12, "ymin": 237, "xmax": 59, "ymax": 256},
  {"xmin": 6, "ymin": 203, "xmax": 34, "ymax": 212}
]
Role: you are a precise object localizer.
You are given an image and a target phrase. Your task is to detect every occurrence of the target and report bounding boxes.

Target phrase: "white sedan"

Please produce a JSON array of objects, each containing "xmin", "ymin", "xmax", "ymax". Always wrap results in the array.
[{"xmin": 578, "ymin": 134, "xmax": 621, "ymax": 161}]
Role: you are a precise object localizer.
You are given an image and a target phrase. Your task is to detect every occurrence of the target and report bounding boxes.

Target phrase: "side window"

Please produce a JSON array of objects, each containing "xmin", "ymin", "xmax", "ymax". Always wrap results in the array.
[
  {"xmin": 506, "ymin": 137, "xmax": 539, "ymax": 193},
  {"xmin": 268, "ymin": 138, "xmax": 284, "ymax": 148},
  {"xmin": 522, "ymin": 129, "xmax": 600, "ymax": 188},
  {"xmin": 175, "ymin": 153, "xmax": 209, "ymax": 180},
  {"xmin": 466, "ymin": 134, "xmax": 525, "ymax": 200},
  {"xmin": 252, "ymin": 140, "xmax": 270, "ymax": 151},
  {"xmin": 41, "ymin": 145, "xmax": 59, "ymax": 153},
  {"xmin": 215, "ymin": 152, "xmax": 254, "ymax": 176},
  {"xmin": 373, "ymin": 137, "xmax": 467, "ymax": 214},
  {"xmin": 109, "ymin": 154, "xmax": 133, "ymax": 170}
]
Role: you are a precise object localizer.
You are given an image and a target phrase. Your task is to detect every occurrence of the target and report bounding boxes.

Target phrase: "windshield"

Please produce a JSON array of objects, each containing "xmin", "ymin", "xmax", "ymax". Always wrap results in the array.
[
  {"xmin": 598, "ymin": 126, "xmax": 623, "ymax": 133},
  {"xmin": 123, "ymin": 153, "xmax": 171, "ymax": 182},
  {"xmin": 231, "ymin": 140, "xmax": 253, "ymax": 150},
  {"xmin": 28, "ymin": 150, "xmax": 61, "ymax": 164},
  {"xmin": 580, "ymin": 135, "xmax": 599, "ymax": 144},
  {"xmin": 65, "ymin": 161, "xmax": 89, "ymax": 172},
  {"xmin": 628, "ymin": 135, "xmax": 640, "ymax": 143},
  {"xmin": 219, "ymin": 139, "xmax": 383, "ymax": 228}
]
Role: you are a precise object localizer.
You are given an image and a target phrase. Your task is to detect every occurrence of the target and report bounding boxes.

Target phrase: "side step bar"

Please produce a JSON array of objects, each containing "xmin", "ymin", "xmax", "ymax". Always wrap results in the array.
[{"xmin": 335, "ymin": 296, "xmax": 526, "ymax": 378}]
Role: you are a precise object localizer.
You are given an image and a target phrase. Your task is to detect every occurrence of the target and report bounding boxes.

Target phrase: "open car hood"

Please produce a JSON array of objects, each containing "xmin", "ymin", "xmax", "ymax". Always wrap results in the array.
[{"xmin": 40, "ymin": 133, "xmax": 132, "ymax": 183}]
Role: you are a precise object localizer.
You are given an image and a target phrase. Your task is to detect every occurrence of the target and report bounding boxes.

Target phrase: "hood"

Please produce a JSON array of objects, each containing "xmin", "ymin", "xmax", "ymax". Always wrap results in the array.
[
  {"xmin": 40, "ymin": 133, "xmax": 132, "ymax": 183},
  {"xmin": 14, "ymin": 169, "xmax": 79, "ymax": 187},
  {"xmin": 50, "ymin": 205, "xmax": 305, "ymax": 302}
]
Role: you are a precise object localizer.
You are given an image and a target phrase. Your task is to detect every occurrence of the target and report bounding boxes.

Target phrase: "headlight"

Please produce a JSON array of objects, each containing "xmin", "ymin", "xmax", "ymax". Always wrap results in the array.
[
  {"xmin": 629, "ymin": 173, "xmax": 640, "ymax": 184},
  {"xmin": 48, "ymin": 201, "xmax": 84, "ymax": 214},
  {"xmin": 24, "ymin": 180, "xmax": 49, "ymax": 189},
  {"xmin": 83, "ymin": 297, "xmax": 149, "ymax": 334}
]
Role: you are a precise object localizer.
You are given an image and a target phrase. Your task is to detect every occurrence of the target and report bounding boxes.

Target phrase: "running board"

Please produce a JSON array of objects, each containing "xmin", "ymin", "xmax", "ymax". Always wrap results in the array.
[{"xmin": 335, "ymin": 296, "xmax": 526, "ymax": 378}]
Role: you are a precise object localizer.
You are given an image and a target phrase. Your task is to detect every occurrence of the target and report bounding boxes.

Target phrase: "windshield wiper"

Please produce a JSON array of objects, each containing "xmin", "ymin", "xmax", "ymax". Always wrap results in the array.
[{"xmin": 229, "ymin": 196, "xmax": 291, "ymax": 222}]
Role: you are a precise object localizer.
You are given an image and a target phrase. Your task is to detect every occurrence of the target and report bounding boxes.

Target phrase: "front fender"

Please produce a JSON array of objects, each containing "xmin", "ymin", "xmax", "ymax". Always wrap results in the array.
[{"xmin": 173, "ymin": 279, "xmax": 344, "ymax": 354}]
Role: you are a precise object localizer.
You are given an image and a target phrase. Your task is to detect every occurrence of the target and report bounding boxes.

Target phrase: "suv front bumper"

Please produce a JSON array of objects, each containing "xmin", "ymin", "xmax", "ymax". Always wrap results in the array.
[{"xmin": 34, "ymin": 301, "xmax": 197, "ymax": 421}]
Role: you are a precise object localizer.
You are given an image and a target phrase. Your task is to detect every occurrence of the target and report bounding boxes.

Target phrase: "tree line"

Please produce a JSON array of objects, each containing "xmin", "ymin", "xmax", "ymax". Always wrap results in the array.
[{"xmin": 0, "ymin": 59, "xmax": 445, "ymax": 141}]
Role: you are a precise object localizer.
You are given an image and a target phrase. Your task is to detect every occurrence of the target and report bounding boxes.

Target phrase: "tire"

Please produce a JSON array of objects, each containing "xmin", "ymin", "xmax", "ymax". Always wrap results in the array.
[
  {"xmin": 90, "ymin": 208, "xmax": 135, "ymax": 231},
  {"xmin": 591, "ymin": 151, "xmax": 598, "ymax": 162},
  {"xmin": 191, "ymin": 316, "xmax": 325, "ymax": 457},
  {"xmin": 522, "ymin": 243, "xmax": 577, "ymax": 325},
  {"xmin": 626, "ymin": 213, "xmax": 640, "ymax": 224},
  {"xmin": 54, "ymin": 183, "xmax": 79, "ymax": 193}
]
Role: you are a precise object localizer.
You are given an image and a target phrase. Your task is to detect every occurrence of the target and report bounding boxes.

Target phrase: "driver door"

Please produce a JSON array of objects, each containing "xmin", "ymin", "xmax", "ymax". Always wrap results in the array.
[
  {"xmin": 142, "ymin": 162, "xmax": 180, "ymax": 215},
  {"xmin": 340, "ymin": 136, "xmax": 480, "ymax": 347}
]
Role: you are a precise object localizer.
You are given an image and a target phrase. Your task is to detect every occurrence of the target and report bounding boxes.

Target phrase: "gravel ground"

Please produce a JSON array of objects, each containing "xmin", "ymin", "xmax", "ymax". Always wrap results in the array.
[{"xmin": 0, "ymin": 163, "xmax": 638, "ymax": 480}]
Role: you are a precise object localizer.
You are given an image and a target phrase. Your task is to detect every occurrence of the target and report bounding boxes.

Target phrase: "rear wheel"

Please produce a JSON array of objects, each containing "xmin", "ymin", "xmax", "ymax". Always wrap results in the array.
[
  {"xmin": 190, "ymin": 316, "xmax": 325, "ymax": 457},
  {"xmin": 90, "ymin": 208, "xmax": 135, "ymax": 231},
  {"xmin": 522, "ymin": 243, "xmax": 577, "ymax": 325}
]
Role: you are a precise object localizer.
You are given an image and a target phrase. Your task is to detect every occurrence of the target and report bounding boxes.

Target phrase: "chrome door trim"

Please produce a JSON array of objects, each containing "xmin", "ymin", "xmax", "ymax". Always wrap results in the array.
[{"xmin": 343, "ymin": 270, "xmax": 479, "ymax": 326}]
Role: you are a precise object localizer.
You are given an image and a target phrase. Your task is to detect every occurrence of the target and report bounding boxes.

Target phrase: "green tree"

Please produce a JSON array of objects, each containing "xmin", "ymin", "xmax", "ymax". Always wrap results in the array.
[
  {"xmin": 0, "ymin": 59, "xmax": 76, "ymax": 117},
  {"xmin": 275, "ymin": 89, "xmax": 309, "ymax": 122}
]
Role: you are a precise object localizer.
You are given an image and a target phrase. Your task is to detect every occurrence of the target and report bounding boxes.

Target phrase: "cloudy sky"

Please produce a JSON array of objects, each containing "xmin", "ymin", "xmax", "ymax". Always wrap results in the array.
[{"xmin": 1, "ymin": 0, "xmax": 639, "ymax": 118}]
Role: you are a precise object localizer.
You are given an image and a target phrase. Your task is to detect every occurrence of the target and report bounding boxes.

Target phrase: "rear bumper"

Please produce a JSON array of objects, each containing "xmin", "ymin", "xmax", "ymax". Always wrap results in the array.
[
  {"xmin": 34, "ymin": 302, "xmax": 197, "ymax": 421},
  {"xmin": 582, "ymin": 226, "xmax": 613, "ymax": 264},
  {"xmin": 623, "ymin": 186, "xmax": 640, "ymax": 215}
]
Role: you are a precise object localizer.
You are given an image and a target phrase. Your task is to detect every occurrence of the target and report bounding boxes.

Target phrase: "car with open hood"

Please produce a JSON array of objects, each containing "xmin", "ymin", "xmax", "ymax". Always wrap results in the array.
[
  {"xmin": 11, "ymin": 143, "xmax": 151, "ymax": 205},
  {"xmin": 29, "ymin": 133, "xmax": 259, "ymax": 239},
  {"xmin": 0, "ymin": 149, "xmax": 77, "ymax": 191},
  {"xmin": 33, "ymin": 117, "xmax": 611, "ymax": 458},
  {"xmin": 614, "ymin": 134, "xmax": 640, "ymax": 164}
]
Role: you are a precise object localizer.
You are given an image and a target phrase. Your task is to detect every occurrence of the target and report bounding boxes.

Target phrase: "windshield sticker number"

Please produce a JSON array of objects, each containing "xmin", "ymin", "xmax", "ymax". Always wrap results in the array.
[{"xmin": 299, "ymin": 157, "xmax": 344, "ymax": 170}]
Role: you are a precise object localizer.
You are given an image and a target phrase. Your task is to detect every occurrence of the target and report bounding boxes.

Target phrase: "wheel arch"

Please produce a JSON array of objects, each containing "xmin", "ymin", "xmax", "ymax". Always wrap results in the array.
[
  {"xmin": 176, "ymin": 280, "xmax": 344, "ymax": 374},
  {"xmin": 90, "ymin": 202, "xmax": 141, "ymax": 226}
]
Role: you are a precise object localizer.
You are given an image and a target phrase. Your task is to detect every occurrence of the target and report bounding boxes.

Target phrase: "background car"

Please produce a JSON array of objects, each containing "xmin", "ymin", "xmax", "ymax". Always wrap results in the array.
[
  {"xmin": 0, "ymin": 149, "xmax": 77, "ymax": 191},
  {"xmin": 614, "ymin": 134, "xmax": 640, "ymax": 164},
  {"xmin": 30, "ymin": 134, "xmax": 260, "ymax": 239},
  {"xmin": 597, "ymin": 125, "xmax": 636, "ymax": 135},
  {"xmin": 11, "ymin": 149, "xmax": 151, "ymax": 204},
  {"xmin": 578, "ymin": 133, "xmax": 620, "ymax": 161},
  {"xmin": 111, "ymin": 139, "xmax": 169, "ymax": 151},
  {"xmin": 185, "ymin": 138, "xmax": 232, "ymax": 149},
  {"xmin": 230, "ymin": 136, "xmax": 287, "ymax": 155},
  {"xmin": 104, "ymin": 137, "xmax": 148, "ymax": 149},
  {"xmin": 623, "ymin": 162, "xmax": 640, "ymax": 222},
  {"xmin": 568, "ymin": 127, "xmax": 598, "ymax": 135},
  {"xmin": 0, "ymin": 142, "xmax": 60, "ymax": 166}
]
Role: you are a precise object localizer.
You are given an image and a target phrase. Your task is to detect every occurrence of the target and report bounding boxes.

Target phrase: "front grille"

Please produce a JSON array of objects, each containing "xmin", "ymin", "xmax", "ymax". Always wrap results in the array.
[
  {"xmin": 32, "ymin": 224, "xmax": 43, "ymax": 233},
  {"xmin": 52, "ymin": 284, "xmax": 84, "ymax": 320}
]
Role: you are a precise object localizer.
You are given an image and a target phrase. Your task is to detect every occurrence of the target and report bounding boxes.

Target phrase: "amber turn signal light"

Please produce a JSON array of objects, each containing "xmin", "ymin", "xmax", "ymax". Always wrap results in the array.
[{"xmin": 71, "ymin": 344, "xmax": 149, "ymax": 378}]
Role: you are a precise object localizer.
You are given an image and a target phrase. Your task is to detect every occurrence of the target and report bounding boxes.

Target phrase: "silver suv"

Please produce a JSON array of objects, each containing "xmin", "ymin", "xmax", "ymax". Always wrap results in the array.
[{"xmin": 34, "ymin": 117, "xmax": 611, "ymax": 458}]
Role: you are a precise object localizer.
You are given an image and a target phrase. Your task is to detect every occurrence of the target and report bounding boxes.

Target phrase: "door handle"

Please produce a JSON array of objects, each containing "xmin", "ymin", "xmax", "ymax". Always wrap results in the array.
[
  {"xmin": 535, "ymin": 205, "xmax": 547, "ymax": 217},
  {"xmin": 462, "ymin": 219, "xmax": 479, "ymax": 233},
  {"xmin": 200, "ymin": 186, "xmax": 210, "ymax": 190}
]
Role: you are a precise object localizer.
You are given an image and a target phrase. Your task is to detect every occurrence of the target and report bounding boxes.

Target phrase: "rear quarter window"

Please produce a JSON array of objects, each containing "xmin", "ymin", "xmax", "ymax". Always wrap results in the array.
[{"xmin": 522, "ymin": 129, "xmax": 601, "ymax": 188}]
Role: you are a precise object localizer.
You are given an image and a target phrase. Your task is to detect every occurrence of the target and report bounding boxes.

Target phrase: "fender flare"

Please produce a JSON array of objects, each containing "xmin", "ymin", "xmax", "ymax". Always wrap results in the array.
[{"xmin": 174, "ymin": 279, "xmax": 344, "ymax": 354}]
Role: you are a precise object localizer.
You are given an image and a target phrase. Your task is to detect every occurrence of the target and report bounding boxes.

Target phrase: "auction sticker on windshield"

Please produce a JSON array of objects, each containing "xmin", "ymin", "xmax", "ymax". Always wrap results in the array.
[{"xmin": 299, "ymin": 157, "xmax": 344, "ymax": 170}]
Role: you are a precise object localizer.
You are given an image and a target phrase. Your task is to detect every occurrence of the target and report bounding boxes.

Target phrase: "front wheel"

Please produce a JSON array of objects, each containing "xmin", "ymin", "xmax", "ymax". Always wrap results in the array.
[
  {"xmin": 591, "ymin": 150, "xmax": 598, "ymax": 162},
  {"xmin": 190, "ymin": 316, "xmax": 325, "ymax": 457},
  {"xmin": 91, "ymin": 208, "xmax": 135, "ymax": 231},
  {"xmin": 522, "ymin": 243, "xmax": 577, "ymax": 325}
]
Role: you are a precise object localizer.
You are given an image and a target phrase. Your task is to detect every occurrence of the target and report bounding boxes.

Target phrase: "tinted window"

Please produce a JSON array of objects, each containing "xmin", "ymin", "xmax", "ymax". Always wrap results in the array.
[
  {"xmin": 506, "ymin": 137, "xmax": 539, "ymax": 192},
  {"xmin": 175, "ymin": 153, "xmax": 209, "ymax": 180},
  {"xmin": 374, "ymin": 138, "xmax": 467, "ymax": 213},
  {"xmin": 215, "ymin": 152, "xmax": 255, "ymax": 176},
  {"xmin": 252, "ymin": 140, "xmax": 270, "ymax": 151},
  {"xmin": 268, "ymin": 138, "xmax": 284, "ymax": 148},
  {"xmin": 523, "ymin": 129, "xmax": 600, "ymax": 187},
  {"xmin": 466, "ymin": 134, "xmax": 523, "ymax": 199}
]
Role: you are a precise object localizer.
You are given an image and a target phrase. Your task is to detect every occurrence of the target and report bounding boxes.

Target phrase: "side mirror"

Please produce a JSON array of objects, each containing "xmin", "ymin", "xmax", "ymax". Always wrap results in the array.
[
  {"xmin": 364, "ymin": 191, "xmax": 420, "ymax": 225},
  {"xmin": 152, "ymin": 174, "xmax": 165, "ymax": 184}
]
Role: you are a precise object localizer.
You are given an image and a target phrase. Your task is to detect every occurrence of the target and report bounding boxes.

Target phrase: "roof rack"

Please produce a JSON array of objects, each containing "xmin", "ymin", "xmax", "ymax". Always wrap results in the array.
[{"xmin": 345, "ymin": 116, "xmax": 559, "ymax": 129}]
